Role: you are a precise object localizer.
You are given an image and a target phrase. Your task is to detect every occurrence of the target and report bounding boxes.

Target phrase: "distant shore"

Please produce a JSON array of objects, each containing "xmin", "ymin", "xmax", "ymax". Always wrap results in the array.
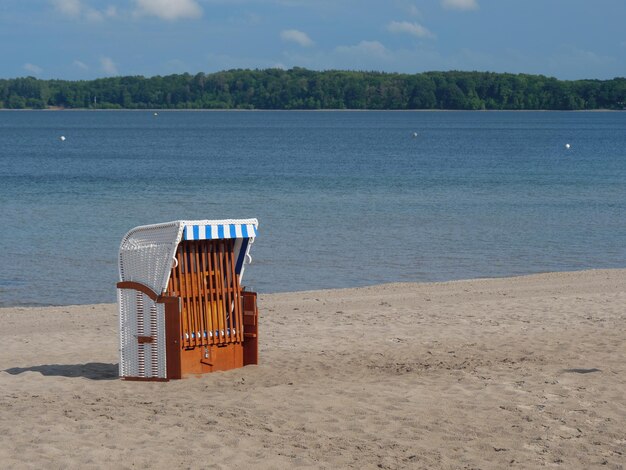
[
  {"xmin": 1, "ymin": 269, "xmax": 624, "ymax": 468},
  {"xmin": 2, "ymin": 70, "xmax": 625, "ymax": 111},
  {"xmin": 0, "ymin": 107, "xmax": 622, "ymax": 112}
]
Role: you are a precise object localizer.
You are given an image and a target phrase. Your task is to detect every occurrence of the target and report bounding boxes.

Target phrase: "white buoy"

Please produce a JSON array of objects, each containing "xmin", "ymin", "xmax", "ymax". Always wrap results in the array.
[
  {"xmin": 59, "ymin": 136, "xmax": 66, "ymax": 141},
  {"xmin": 565, "ymin": 143, "xmax": 570, "ymax": 149},
  {"xmin": 154, "ymin": 112, "xmax": 158, "ymax": 116},
  {"xmin": 412, "ymin": 132, "xmax": 418, "ymax": 138}
]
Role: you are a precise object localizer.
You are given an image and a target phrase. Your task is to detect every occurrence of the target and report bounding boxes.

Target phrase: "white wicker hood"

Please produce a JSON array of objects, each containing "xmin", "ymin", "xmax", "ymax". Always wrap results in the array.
[{"xmin": 118, "ymin": 219, "xmax": 258, "ymax": 295}]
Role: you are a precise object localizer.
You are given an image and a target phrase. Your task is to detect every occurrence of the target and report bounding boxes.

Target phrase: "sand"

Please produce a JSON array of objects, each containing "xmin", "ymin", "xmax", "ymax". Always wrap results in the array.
[{"xmin": 0, "ymin": 269, "xmax": 624, "ymax": 469}]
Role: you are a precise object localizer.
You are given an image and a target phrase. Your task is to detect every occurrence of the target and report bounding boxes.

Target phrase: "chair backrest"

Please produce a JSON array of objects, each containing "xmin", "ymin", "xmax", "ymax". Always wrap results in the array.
[{"xmin": 165, "ymin": 238, "xmax": 244, "ymax": 348}]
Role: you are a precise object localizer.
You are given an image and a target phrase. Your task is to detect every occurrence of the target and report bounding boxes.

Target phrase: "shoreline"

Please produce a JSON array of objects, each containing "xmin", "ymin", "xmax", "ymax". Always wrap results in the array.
[
  {"xmin": 0, "ymin": 107, "xmax": 622, "ymax": 112},
  {"xmin": 1, "ymin": 268, "xmax": 624, "ymax": 468},
  {"xmin": 1, "ymin": 268, "xmax": 624, "ymax": 310}
]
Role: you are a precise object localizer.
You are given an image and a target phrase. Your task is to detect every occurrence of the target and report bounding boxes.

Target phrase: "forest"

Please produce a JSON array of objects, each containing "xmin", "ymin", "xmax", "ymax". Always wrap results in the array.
[{"xmin": 1, "ymin": 68, "xmax": 625, "ymax": 110}]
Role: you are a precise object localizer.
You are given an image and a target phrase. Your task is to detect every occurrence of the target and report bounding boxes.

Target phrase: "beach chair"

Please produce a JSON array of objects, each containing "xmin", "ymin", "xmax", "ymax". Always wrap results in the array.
[{"xmin": 117, "ymin": 219, "xmax": 259, "ymax": 380}]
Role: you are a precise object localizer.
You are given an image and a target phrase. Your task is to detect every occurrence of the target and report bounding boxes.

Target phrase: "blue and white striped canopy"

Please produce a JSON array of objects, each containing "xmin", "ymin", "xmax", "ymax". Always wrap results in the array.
[
  {"xmin": 119, "ymin": 218, "xmax": 258, "ymax": 294},
  {"xmin": 181, "ymin": 219, "xmax": 258, "ymax": 277},
  {"xmin": 183, "ymin": 222, "xmax": 258, "ymax": 241}
]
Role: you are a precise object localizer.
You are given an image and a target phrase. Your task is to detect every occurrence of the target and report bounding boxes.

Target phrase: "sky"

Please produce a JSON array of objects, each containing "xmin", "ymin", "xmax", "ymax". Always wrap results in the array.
[{"xmin": 0, "ymin": 0, "xmax": 624, "ymax": 81}]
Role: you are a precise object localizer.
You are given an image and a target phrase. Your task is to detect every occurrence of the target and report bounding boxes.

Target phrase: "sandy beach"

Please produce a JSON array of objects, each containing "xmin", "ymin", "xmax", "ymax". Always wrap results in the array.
[{"xmin": 1, "ymin": 269, "xmax": 624, "ymax": 469}]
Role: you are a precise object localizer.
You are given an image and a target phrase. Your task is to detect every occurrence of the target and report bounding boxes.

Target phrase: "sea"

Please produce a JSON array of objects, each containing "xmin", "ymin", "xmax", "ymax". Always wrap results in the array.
[{"xmin": 0, "ymin": 110, "xmax": 624, "ymax": 307}]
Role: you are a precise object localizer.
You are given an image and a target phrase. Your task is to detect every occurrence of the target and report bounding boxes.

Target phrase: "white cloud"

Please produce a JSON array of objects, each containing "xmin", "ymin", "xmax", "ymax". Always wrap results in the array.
[
  {"xmin": 100, "ymin": 56, "xmax": 118, "ymax": 75},
  {"xmin": 133, "ymin": 0, "xmax": 202, "ymax": 20},
  {"xmin": 52, "ymin": 0, "xmax": 117, "ymax": 21},
  {"xmin": 73, "ymin": 60, "xmax": 89, "ymax": 70},
  {"xmin": 280, "ymin": 29, "xmax": 314, "ymax": 47},
  {"xmin": 53, "ymin": 0, "xmax": 82, "ymax": 17},
  {"xmin": 335, "ymin": 41, "xmax": 389, "ymax": 59},
  {"xmin": 23, "ymin": 63, "xmax": 43, "ymax": 75},
  {"xmin": 387, "ymin": 21, "xmax": 434, "ymax": 39},
  {"xmin": 441, "ymin": 0, "xmax": 478, "ymax": 11}
]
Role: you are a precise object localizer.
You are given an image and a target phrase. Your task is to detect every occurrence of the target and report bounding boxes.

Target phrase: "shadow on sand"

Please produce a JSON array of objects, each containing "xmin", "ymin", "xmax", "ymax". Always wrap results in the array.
[
  {"xmin": 4, "ymin": 362, "xmax": 119, "ymax": 380},
  {"xmin": 562, "ymin": 368, "xmax": 602, "ymax": 374}
]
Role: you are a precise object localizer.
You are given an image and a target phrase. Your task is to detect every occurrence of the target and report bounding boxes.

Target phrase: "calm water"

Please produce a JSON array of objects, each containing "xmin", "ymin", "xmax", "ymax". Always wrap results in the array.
[{"xmin": 0, "ymin": 110, "xmax": 625, "ymax": 306}]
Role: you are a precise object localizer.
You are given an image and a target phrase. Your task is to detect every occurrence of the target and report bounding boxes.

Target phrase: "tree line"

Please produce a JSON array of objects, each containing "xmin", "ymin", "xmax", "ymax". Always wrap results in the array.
[{"xmin": 1, "ymin": 68, "xmax": 625, "ymax": 110}]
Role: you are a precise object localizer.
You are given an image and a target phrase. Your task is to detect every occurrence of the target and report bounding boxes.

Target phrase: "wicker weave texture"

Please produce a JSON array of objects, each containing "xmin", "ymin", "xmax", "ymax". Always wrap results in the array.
[
  {"xmin": 118, "ymin": 288, "xmax": 166, "ymax": 378},
  {"xmin": 119, "ymin": 220, "xmax": 182, "ymax": 296}
]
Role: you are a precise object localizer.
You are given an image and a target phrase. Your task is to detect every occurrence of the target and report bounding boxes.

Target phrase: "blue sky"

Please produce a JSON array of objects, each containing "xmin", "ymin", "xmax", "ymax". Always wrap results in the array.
[{"xmin": 1, "ymin": 0, "xmax": 624, "ymax": 80}]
